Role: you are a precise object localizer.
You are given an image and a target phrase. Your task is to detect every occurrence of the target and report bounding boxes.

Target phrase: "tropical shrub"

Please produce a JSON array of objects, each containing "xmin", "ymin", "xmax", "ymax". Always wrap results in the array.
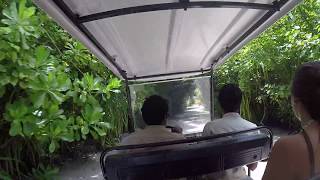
[
  {"xmin": 215, "ymin": 0, "xmax": 320, "ymax": 129},
  {"xmin": 0, "ymin": 0, "xmax": 127, "ymax": 178}
]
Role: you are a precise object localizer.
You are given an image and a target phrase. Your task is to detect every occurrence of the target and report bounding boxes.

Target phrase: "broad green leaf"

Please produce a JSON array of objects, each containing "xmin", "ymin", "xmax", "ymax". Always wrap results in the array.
[
  {"xmin": 0, "ymin": 53, "xmax": 5, "ymax": 61},
  {"xmin": 53, "ymin": 126, "xmax": 62, "ymax": 136},
  {"xmin": 90, "ymin": 130, "xmax": 99, "ymax": 140},
  {"xmin": 29, "ymin": 91, "xmax": 47, "ymax": 108},
  {"xmin": 76, "ymin": 116, "xmax": 84, "ymax": 125},
  {"xmin": 18, "ymin": 0, "xmax": 26, "ymax": 18},
  {"xmin": 49, "ymin": 141, "xmax": 56, "ymax": 153},
  {"xmin": 47, "ymin": 104, "xmax": 63, "ymax": 118},
  {"xmin": 0, "ymin": 64, "xmax": 7, "ymax": 72},
  {"xmin": 18, "ymin": 68, "xmax": 34, "ymax": 79},
  {"xmin": 22, "ymin": 7, "xmax": 35, "ymax": 19},
  {"xmin": 79, "ymin": 93, "xmax": 87, "ymax": 103},
  {"xmin": 82, "ymin": 104, "xmax": 103, "ymax": 123},
  {"xmin": 87, "ymin": 95, "xmax": 99, "ymax": 106},
  {"xmin": 6, "ymin": 100, "xmax": 29, "ymax": 120},
  {"xmin": 80, "ymin": 125, "xmax": 89, "ymax": 135},
  {"xmin": 9, "ymin": 76, "xmax": 18, "ymax": 86},
  {"xmin": 35, "ymin": 46, "xmax": 49, "ymax": 65},
  {"xmin": 2, "ymin": 1, "xmax": 18, "ymax": 21},
  {"xmin": 83, "ymin": 73, "xmax": 94, "ymax": 90},
  {"xmin": 23, "ymin": 121, "xmax": 37, "ymax": 137},
  {"xmin": 93, "ymin": 126, "xmax": 106, "ymax": 136},
  {"xmin": 9, "ymin": 121, "xmax": 22, "ymax": 136},
  {"xmin": 10, "ymin": 51, "xmax": 17, "ymax": 61},
  {"xmin": 66, "ymin": 90, "xmax": 77, "ymax": 98},
  {"xmin": 48, "ymin": 91, "xmax": 65, "ymax": 103},
  {"xmin": 0, "ymin": 25, "xmax": 11, "ymax": 34},
  {"xmin": 55, "ymin": 73, "xmax": 71, "ymax": 91},
  {"xmin": 27, "ymin": 77, "xmax": 45, "ymax": 90},
  {"xmin": 98, "ymin": 122, "xmax": 112, "ymax": 129},
  {"xmin": 107, "ymin": 78, "xmax": 121, "ymax": 90},
  {"xmin": 60, "ymin": 132, "xmax": 74, "ymax": 142}
]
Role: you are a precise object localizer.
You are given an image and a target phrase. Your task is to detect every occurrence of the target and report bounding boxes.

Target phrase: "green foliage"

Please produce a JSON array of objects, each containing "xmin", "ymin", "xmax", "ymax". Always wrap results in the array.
[
  {"xmin": 27, "ymin": 164, "xmax": 59, "ymax": 180},
  {"xmin": 215, "ymin": 0, "xmax": 320, "ymax": 128},
  {"xmin": 0, "ymin": 0, "xmax": 127, "ymax": 178},
  {"xmin": 0, "ymin": 170, "xmax": 12, "ymax": 180}
]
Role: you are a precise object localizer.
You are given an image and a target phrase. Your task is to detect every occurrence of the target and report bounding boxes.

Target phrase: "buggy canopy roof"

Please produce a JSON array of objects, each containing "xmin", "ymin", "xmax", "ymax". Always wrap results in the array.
[{"xmin": 34, "ymin": 0, "xmax": 301, "ymax": 82}]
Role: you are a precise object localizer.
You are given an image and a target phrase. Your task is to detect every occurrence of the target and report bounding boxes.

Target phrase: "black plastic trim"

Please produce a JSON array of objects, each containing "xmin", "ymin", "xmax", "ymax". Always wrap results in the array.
[{"xmin": 78, "ymin": 1, "xmax": 276, "ymax": 23}]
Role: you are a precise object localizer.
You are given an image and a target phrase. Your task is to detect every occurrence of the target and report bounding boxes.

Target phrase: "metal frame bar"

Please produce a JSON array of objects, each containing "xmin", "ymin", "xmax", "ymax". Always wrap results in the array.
[
  {"xmin": 129, "ymin": 75, "xmax": 211, "ymax": 86},
  {"xmin": 210, "ymin": 68, "xmax": 214, "ymax": 121},
  {"xmin": 52, "ymin": 0, "xmax": 127, "ymax": 79},
  {"xmin": 124, "ymin": 76, "xmax": 135, "ymax": 133},
  {"xmin": 128, "ymin": 68, "xmax": 211, "ymax": 81},
  {"xmin": 78, "ymin": 1, "xmax": 277, "ymax": 23}
]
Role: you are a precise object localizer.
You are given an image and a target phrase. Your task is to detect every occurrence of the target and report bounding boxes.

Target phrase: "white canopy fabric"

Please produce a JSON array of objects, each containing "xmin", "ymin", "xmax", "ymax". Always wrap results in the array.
[{"xmin": 34, "ymin": 0, "xmax": 301, "ymax": 81}]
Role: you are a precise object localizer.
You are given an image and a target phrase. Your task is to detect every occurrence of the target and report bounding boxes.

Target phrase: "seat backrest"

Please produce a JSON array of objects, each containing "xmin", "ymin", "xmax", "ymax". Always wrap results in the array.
[{"xmin": 100, "ymin": 127, "xmax": 272, "ymax": 180}]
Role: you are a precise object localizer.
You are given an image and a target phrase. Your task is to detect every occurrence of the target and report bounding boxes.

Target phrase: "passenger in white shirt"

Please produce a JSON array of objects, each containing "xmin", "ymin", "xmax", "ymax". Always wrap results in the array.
[
  {"xmin": 120, "ymin": 95, "xmax": 184, "ymax": 147},
  {"xmin": 203, "ymin": 84, "xmax": 257, "ymax": 180}
]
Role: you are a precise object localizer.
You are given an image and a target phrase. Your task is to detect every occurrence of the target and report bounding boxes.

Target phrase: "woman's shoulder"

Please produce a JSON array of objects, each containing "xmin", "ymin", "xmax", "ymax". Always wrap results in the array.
[
  {"xmin": 262, "ymin": 134, "xmax": 306, "ymax": 180},
  {"xmin": 274, "ymin": 135, "xmax": 306, "ymax": 169},
  {"xmin": 273, "ymin": 134, "xmax": 305, "ymax": 157},
  {"xmin": 276, "ymin": 134, "xmax": 304, "ymax": 148}
]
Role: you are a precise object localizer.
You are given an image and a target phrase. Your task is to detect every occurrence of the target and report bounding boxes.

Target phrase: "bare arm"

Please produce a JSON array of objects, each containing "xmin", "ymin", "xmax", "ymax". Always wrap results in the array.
[
  {"xmin": 262, "ymin": 138, "xmax": 294, "ymax": 180},
  {"xmin": 247, "ymin": 162, "xmax": 258, "ymax": 171}
]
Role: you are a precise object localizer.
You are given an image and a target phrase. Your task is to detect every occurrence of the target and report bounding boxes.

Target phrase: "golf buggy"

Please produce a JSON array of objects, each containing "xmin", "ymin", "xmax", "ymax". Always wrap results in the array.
[{"xmin": 34, "ymin": 0, "xmax": 301, "ymax": 179}]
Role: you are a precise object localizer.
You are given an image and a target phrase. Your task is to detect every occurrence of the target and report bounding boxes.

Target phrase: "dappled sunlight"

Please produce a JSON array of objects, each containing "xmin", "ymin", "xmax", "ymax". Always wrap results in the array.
[
  {"xmin": 58, "ymin": 153, "xmax": 103, "ymax": 180},
  {"xmin": 251, "ymin": 162, "xmax": 267, "ymax": 180},
  {"xmin": 168, "ymin": 105, "xmax": 210, "ymax": 134}
]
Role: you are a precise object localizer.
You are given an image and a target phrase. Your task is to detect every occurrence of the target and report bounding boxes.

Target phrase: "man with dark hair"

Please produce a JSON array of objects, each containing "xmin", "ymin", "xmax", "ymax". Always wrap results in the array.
[
  {"xmin": 203, "ymin": 84, "xmax": 256, "ymax": 135},
  {"xmin": 141, "ymin": 95, "xmax": 169, "ymax": 126},
  {"xmin": 120, "ymin": 95, "xmax": 184, "ymax": 146},
  {"xmin": 203, "ymin": 84, "xmax": 257, "ymax": 180}
]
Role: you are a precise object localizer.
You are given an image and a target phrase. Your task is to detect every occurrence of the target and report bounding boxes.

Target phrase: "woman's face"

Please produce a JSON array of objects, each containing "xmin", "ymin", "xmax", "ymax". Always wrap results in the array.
[{"xmin": 291, "ymin": 96, "xmax": 301, "ymax": 121}]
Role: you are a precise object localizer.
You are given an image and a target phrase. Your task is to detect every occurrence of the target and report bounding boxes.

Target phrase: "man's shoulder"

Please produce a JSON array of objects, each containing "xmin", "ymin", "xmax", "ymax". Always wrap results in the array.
[
  {"xmin": 120, "ymin": 127, "xmax": 185, "ymax": 145},
  {"xmin": 203, "ymin": 118, "xmax": 225, "ymax": 135},
  {"xmin": 120, "ymin": 132, "xmax": 141, "ymax": 145},
  {"xmin": 203, "ymin": 116, "xmax": 257, "ymax": 135},
  {"xmin": 239, "ymin": 117, "xmax": 257, "ymax": 127},
  {"xmin": 204, "ymin": 118, "xmax": 224, "ymax": 127}
]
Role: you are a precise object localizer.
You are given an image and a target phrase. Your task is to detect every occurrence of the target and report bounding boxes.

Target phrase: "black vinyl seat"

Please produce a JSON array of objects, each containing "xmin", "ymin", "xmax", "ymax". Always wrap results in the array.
[{"xmin": 100, "ymin": 127, "xmax": 272, "ymax": 180}]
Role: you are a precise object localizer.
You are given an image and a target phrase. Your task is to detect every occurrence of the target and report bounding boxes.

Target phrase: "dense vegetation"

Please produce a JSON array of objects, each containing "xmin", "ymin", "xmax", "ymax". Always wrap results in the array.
[
  {"xmin": 0, "ymin": 0, "xmax": 127, "ymax": 179},
  {"xmin": 0, "ymin": 0, "xmax": 319, "ymax": 179},
  {"xmin": 215, "ymin": 0, "xmax": 320, "ymax": 129}
]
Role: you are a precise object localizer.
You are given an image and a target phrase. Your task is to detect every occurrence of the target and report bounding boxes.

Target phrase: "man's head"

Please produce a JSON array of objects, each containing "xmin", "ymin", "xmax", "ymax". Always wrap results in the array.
[
  {"xmin": 218, "ymin": 84, "xmax": 242, "ymax": 113},
  {"xmin": 141, "ymin": 95, "xmax": 169, "ymax": 125}
]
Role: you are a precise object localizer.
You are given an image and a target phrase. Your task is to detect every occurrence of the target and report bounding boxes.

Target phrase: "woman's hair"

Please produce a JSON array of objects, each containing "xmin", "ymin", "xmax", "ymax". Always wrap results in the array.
[{"xmin": 292, "ymin": 61, "xmax": 320, "ymax": 120}]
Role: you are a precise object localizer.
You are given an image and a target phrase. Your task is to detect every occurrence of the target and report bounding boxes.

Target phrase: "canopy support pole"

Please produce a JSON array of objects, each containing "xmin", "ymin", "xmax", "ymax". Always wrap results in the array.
[
  {"xmin": 210, "ymin": 67, "xmax": 214, "ymax": 121},
  {"xmin": 124, "ymin": 74, "xmax": 135, "ymax": 133}
]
